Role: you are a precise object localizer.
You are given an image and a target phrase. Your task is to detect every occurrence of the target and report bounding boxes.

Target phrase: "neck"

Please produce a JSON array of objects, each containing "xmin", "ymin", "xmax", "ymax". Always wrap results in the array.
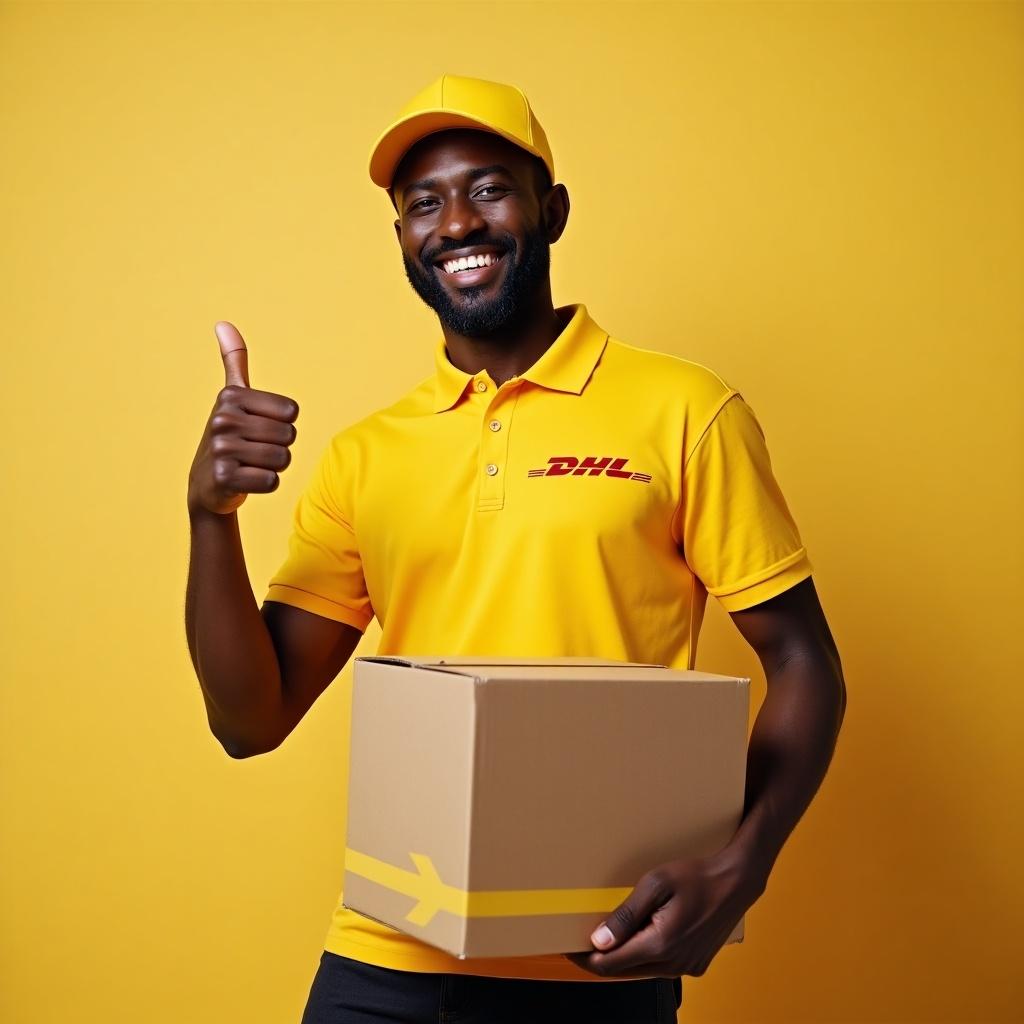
[{"xmin": 440, "ymin": 284, "xmax": 567, "ymax": 388}]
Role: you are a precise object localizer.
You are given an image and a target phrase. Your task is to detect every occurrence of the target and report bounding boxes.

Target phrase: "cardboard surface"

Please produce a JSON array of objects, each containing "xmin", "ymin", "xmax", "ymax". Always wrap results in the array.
[{"xmin": 342, "ymin": 656, "xmax": 750, "ymax": 959}]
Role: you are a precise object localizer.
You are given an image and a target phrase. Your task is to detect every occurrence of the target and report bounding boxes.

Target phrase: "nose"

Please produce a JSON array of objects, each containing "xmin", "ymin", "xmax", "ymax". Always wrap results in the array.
[{"xmin": 439, "ymin": 190, "xmax": 486, "ymax": 241}]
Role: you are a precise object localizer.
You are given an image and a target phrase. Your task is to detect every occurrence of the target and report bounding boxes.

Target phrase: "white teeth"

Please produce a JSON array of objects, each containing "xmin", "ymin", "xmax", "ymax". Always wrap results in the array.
[{"xmin": 442, "ymin": 253, "xmax": 501, "ymax": 274}]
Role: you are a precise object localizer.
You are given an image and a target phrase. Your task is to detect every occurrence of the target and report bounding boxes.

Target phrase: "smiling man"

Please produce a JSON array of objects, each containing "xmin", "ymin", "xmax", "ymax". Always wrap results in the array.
[
  {"xmin": 185, "ymin": 74, "xmax": 846, "ymax": 1024},
  {"xmin": 395, "ymin": 138, "xmax": 557, "ymax": 344}
]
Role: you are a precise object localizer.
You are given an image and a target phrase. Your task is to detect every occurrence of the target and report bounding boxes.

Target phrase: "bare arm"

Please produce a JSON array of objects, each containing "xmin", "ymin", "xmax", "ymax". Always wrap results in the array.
[
  {"xmin": 184, "ymin": 322, "xmax": 362, "ymax": 758},
  {"xmin": 566, "ymin": 574, "xmax": 847, "ymax": 977},
  {"xmin": 184, "ymin": 508, "xmax": 361, "ymax": 757},
  {"xmin": 722, "ymin": 574, "xmax": 847, "ymax": 881},
  {"xmin": 184, "ymin": 506, "xmax": 280, "ymax": 756}
]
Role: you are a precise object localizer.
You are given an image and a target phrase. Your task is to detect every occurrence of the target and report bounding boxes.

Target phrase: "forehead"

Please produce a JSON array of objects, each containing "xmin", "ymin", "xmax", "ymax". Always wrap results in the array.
[{"xmin": 392, "ymin": 128, "xmax": 532, "ymax": 193}]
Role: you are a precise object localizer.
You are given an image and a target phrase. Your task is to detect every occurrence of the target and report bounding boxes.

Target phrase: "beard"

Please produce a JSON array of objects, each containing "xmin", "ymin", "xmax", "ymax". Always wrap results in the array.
[{"xmin": 401, "ymin": 224, "xmax": 551, "ymax": 338}]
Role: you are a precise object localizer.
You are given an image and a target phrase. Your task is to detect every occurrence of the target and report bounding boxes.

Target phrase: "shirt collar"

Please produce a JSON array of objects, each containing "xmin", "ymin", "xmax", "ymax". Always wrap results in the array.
[{"xmin": 431, "ymin": 303, "xmax": 608, "ymax": 413}]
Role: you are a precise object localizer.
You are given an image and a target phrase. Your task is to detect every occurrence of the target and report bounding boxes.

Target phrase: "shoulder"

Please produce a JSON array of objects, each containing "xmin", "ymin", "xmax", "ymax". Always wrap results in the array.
[
  {"xmin": 601, "ymin": 333, "xmax": 740, "ymax": 423},
  {"xmin": 323, "ymin": 374, "xmax": 435, "ymax": 454}
]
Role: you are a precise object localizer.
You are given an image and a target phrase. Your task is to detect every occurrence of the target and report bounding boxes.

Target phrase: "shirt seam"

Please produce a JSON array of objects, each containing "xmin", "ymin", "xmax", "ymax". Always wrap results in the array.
[
  {"xmin": 682, "ymin": 390, "xmax": 742, "ymax": 471},
  {"xmin": 706, "ymin": 546, "xmax": 810, "ymax": 598},
  {"xmin": 670, "ymin": 389, "xmax": 741, "ymax": 547},
  {"xmin": 320, "ymin": 438, "xmax": 358, "ymax": 533},
  {"xmin": 264, "ymin": 584, "xmax": 372, "ymax": 627}
]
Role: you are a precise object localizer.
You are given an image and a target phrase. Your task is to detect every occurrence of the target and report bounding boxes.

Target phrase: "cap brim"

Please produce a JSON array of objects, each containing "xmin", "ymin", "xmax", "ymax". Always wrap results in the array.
[{"xmin": 369, "ymin": 110, "xmax": 548, "ymax": 189}]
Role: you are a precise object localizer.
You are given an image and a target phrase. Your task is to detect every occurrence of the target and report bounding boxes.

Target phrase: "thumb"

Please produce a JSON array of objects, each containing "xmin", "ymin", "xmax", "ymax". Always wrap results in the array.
[
  {"xmin": 214, "ymin": 320, "xmax": 250, "ymax": 388},
  {"xmin": 591, "ymin": 875, "xmax": 668, "ymax": 949}
]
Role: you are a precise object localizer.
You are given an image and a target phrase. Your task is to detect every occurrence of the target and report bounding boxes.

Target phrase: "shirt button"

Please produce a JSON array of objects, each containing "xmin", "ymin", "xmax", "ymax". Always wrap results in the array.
[
  {"xmin": 488, "ymin": 419, "xmax": 502, "ymax": 432},
  {"xmin": 475, "ymin": 380, "xmax": 488, "ymax": 392},
  {"xmin": 485, "ymin": 463, "xmax": 499, "ymax": 476}
]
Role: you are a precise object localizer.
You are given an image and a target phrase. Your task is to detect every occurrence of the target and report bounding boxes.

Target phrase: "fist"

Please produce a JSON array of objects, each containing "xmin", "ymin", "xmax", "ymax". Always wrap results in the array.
[{"xmin": 187, "ymin": 321, "xmax": 300, "ymax": 515}]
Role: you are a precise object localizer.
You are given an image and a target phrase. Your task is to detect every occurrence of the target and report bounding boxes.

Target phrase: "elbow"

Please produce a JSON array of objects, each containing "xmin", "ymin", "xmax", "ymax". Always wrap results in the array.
[
  {"xmin": 204, "ymin": 696, "xmax": 285, "ymax": 758},
  {"xmin": 213, "ymin": 725, "xmax": 282, "ymax": 760},
  {"xmin": 835, "ymin": 667, "xmax": 848, "ymax": 732},
  {"xmin": 202, "ymin": 693, "xmax": 289, "ymax": 759},
  {"xmin": 221, "ymin": 738, "xmax": 263, "ymax": 759},
  {"xmin": 825, "ymin": 639, "xmax": 847, "ymax": 728}
]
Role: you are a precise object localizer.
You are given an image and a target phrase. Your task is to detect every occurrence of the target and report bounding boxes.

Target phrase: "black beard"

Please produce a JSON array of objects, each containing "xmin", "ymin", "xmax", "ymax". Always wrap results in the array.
[{"xmin": 401, "ymin": 226, "xmax": 551, "ymax": 338}]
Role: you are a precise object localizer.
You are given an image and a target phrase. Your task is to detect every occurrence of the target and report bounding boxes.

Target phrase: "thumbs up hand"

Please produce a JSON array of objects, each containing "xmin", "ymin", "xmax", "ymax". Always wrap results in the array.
[{"xmin": 187, "ymin": 321, "xmax": 300, "ymax": 516}]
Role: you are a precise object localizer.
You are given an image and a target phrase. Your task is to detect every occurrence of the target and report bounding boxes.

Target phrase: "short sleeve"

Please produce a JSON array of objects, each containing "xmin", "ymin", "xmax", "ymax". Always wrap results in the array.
[
  {"xmin": 676, "ymin": 392, "xmax": 813, "ymax": 612},
  {"xmin": 263, "ymin": 439, "xmax": 374, "ymax": 631}
]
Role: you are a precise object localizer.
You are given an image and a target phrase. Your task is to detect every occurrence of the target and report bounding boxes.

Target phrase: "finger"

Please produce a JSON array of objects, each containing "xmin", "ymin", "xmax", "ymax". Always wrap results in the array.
[
  {"xmin": 217, "ymin": 464, "xmax": 281, "ymax": 496},
  {"xmin": 236, "ymin": 412, "xmax": 298, "ymax": 446},
  {"xmin": 564, "ymin": 950, "xmax": 671, "ymax": 979},
  {"xmin": 215, "ymin": 321, "xmax": 250, "ymax": 388},
  {"xmin": 225, "ymin": 439, "xmax": 292, "ymax": 473},
  {"xmin": 232, "ymin": 388, "xmax": 299, "ymax": 423},
  {"xmin": 591, "ymin": 872, "xmax": 670, "ymax": 950},
  {"xmin": 567, "ymin": 925, "xmax": 666, "ymax": 976},
  {"xmin": 215, "ymin": 387, "xmax": 299, "ymax": 424}
]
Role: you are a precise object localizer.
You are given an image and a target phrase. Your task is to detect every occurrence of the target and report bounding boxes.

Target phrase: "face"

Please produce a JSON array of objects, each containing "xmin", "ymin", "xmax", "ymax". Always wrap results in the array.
[{"xmin": 391, "ymin": 129, "xmax": 568, "ymax": 337}]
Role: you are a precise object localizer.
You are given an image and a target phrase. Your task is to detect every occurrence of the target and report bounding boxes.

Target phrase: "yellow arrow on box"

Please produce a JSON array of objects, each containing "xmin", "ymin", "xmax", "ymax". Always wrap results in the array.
[{"xmin": 344, "ymin": 847, "xmax": 633, "ymax": 927}]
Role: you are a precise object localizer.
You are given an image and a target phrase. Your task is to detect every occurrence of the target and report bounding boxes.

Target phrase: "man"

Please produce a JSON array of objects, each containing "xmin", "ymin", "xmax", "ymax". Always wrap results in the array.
[{"xmin": 185, "ymin": 75, "xmax": 847, "ymax": 1024}]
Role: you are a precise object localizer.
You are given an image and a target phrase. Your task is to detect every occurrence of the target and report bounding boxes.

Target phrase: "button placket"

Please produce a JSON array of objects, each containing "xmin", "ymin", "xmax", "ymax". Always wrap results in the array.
[{"xmin": 476, "ymin": 379, "xmax": 521, "ymax": 510}]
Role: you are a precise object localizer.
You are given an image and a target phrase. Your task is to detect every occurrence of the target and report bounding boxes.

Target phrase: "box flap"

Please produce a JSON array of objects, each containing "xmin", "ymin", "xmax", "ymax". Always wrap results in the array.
[{"xmin": 355, "ymin": 655, "xmax": 668, "ymax": 669}]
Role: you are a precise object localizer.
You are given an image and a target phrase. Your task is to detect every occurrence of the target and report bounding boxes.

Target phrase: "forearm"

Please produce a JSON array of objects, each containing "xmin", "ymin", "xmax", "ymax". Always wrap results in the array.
[
  {"xmin": 723, "ymin": 649, "xmax": 847, "ymax": 882},
  {"xmin": 185, "ymin": 504, "xmax": 283, "ymax": 756}
]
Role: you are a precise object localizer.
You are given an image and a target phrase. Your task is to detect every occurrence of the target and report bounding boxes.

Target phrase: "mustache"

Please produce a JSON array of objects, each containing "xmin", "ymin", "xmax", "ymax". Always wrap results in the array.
[{"xmin": 420, "ymin": 232, "xmax": 514, "ymax": 265}]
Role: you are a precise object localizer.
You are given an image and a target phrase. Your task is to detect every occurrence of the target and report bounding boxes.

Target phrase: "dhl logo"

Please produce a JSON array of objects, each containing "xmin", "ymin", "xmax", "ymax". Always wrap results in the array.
[{"xmin": 527, "ymin": 456, "xmax": 652, "ymax": 483}]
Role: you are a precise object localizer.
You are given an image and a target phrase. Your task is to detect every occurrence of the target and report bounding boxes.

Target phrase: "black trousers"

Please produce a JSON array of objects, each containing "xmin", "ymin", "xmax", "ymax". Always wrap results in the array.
[{"xmin": 300, "ymin": 951, "xmax": 683, "ymax": 1024}]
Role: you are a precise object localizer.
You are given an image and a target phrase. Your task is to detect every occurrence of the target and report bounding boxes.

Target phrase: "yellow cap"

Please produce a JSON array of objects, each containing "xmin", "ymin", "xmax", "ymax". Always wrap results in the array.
[{"xmin": 368, "ymin": 74, "xmax": 554, "ymax": 190}]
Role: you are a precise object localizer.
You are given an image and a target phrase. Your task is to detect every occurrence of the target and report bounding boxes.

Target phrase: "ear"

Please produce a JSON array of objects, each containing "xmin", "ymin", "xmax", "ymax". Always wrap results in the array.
[
  {"xmin": 393, "ymin": 218, "xmax": 402, "ymax": 246},
  {"xmin": 543, "ymin": 183, "xmax": 570, "ymax": 245}
]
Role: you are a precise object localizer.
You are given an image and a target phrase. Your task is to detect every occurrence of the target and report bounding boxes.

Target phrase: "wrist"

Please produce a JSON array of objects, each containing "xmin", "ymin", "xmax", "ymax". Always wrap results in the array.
[
  {"xmin": 718, "ymin": 818, "xmax": 780, "ymax": 894},
  {"xmin": 187, "ymin": 494, "xmax": 235, "ymax": 524}
]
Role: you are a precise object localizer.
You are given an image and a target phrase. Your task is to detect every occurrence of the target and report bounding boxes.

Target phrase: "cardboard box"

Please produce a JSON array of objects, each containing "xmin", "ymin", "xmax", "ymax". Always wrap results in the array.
[{"xmin": 342, "ymin": 656, "xmax": 750, "ymax": 959}]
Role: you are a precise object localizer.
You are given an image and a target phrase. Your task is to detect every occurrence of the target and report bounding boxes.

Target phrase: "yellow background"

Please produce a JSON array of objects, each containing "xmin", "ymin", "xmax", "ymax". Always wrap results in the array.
[{"xmin": 2, "ymin": 2, "xmax": 1021, "ymax": 1021}]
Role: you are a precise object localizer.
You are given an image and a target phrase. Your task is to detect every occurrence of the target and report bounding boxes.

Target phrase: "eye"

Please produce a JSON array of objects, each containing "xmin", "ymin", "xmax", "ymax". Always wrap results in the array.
[
  {"xmin": 409, "ymin": 197, "xmax": 438, "ymax": 212},
  {"xmin": 475, "ymin": 185, "xmax": 507, "ymax": 199}
]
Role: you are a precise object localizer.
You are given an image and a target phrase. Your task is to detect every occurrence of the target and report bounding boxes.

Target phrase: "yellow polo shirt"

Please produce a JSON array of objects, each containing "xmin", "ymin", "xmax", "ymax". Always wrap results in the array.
[{"xmin": 264, "ymin": 303, "xmax": 813, "ymax": 981}]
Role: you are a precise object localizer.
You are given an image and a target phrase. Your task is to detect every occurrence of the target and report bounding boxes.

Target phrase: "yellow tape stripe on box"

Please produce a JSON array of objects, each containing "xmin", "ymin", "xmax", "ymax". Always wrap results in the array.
[{"xmin": 344, "ymin": 847, "xmax": 632, "ymax": 926}]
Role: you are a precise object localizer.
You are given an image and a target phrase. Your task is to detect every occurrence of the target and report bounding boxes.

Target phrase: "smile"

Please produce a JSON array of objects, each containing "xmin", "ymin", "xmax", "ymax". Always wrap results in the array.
[
  {"xmin": 433, "ymin": 251, "xmax": 507, "ymax": 289},
  {"xmin": 440, "ymin": 252, "xmax": 504, "ymax": 275}
]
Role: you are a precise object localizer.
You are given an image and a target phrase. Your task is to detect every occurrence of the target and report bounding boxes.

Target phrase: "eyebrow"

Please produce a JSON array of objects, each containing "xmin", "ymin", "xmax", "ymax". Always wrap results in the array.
[{"xmin": 402, "ymin": 164, "xmax": 515, "ymax": 195}]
